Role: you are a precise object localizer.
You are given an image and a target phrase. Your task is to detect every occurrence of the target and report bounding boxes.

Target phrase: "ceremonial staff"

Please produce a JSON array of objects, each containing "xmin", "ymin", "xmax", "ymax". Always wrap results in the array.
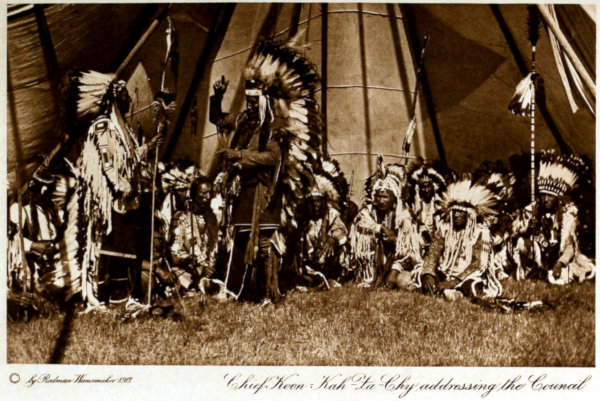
[
  {"xmin": 508, "ymin": 6, "xmax": 543, "ymax": 280},
  {"xmin": 527, "ymin": 7, "xmax": 541, "ymax": 207},
  {"xmin": 147, "ymin": 17, "xmax": 178, "ymax": 305},
  {"xmin": 401, "ymin": 34, "xmax": 429, "ymax": 165},
  {"xmin": 509, "ymin": 6, "xmax": 544, "ymax": 206}
]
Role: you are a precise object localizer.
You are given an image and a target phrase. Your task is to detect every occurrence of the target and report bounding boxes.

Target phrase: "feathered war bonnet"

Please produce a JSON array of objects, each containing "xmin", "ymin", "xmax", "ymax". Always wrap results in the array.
[
  {"xmin": 320, "ymin": 159, "xmax": 350, "ymax": 209},
  {"xmin": 440, "ymin": 174, "xmax": 498, "ymax": 222},
  {"xmin": 242, "ymin": 32, "xmax": 324, "ymax": 230},
  {"xmin": 473, "ymin": 162, "xmax": 516, "ymax": 213},
  {"xmin": 310, "ymin": 173, "xmax": 340, "ymax": 204},
  {"xmin": 537, "ymin": 149, "xmax": 587, "ymax": 197},
  {"xmin": 242, "ymin": 33, "xmax": 320, "ymax": 128},
  {"xmin": 408, "ymin": 161, "xmax": 446, "ymax": 192},
  {"xmin": 364, "ymin": 155, "xmax": 405, "ymax": 203},
  {"xmin": 159, "ymin": 161, "xmax": 199, "ymax": 194},
  {"xmin": 73, "ymin": 70, "xmax": 128, "ymax": 119}
]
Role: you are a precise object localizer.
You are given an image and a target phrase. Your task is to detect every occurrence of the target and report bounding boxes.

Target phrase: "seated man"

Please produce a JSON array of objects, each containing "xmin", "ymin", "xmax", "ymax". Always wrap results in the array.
[
  {"xmin": 473, "ymin": 164, "xmax": 517, "ymax": 280},
  {"xmin": 513, "ymin": 150, "xmax": 594, "ymax": 284},
  {"xmin": 302, "ymin": 174, "xmax": 349, "ymax": 289},
  {"xmin": 405, "ymin": 161, "xmax": 447, "ymax": 255},
  {"xmin": 420, "ymin": 176, "xmax": 502, "ymax": 300},
  {"xmin": 349, "ymin": 157, "xmax": 412, "ymax": 287},
  {"xmin": 157, "ymin": 161, "xmax": 199, "ymax": 243},
  {"xmin": 8, "ymin": 177, "xmax": 60, "ymax": 293},
  {"xmin": 384, "ymin": 161, "xmax": 448, "ymax": 291},
  {"xmin": 168, "ymin": 178, "xmax": 219, "ymax": 292}
]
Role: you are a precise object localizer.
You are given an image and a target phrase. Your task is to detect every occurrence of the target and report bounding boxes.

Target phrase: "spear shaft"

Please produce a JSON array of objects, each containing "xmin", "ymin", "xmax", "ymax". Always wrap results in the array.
[
  {"xmin": 401, "ymin": 35, "xmax": 429, "ymax": 164},
  {"xmin": 147, "ymin": 17, "xmax": 177, "ymax": 305}
]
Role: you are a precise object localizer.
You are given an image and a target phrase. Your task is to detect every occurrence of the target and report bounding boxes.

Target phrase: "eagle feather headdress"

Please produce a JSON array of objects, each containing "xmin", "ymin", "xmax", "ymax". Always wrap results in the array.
[
  {"xmin": 311, "ymin": 174, "xmax": 339, "ymax": 202},
  {"xmin": 243, "ymin": 34, "xmax": 323, "ymax": 238},
  {"xmin": 537, "ymin": 149, "xmax": 587, "ymax": 197},
  {"xmin": 408, "ymin": 163, "xmax": 446, "ymax": 192},
  {"xmin": 440, "ymin": 175, "xmax": 498, "ymax": 220},
  {"xmin": 159, "ymin": 162, "xmax": 198, "ymax": 193},
  {"xmin": 473, "ymin": 162, "xmax": 516, "ymax": 209},
  {"xmin": 363, "ymin": 155, "xmax": 405, "ymax": 204},
  {"xmin": 72, "ymin": 70, "xmax": 126, "ymax": 119},
  {"xmin": 319, "ymin": 159, "xmax": 350, "ymax": 211}
]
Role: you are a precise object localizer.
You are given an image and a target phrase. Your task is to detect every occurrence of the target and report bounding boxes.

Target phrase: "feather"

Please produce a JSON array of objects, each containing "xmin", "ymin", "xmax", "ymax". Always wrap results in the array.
[
  {"xmin": 244, "ymin": 36, "xmax": 324, "ymax": 251},
  {"xmin": 508, "ymin": 73, "xmax": 545, "ymax": 116},
  {"xmin": 441, "ymin": 178, "xmax": 498, "ymax": 218},
  {"xmin": 537, "ymin": 149, "xmax": 587, "ymax": 196}
]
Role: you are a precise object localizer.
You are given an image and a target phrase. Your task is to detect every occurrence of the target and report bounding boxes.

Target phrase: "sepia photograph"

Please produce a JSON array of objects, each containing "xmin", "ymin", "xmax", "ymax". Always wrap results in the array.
[{"xmin": 2, "ymin": 1, "xmax": 597, "ymax": 388}]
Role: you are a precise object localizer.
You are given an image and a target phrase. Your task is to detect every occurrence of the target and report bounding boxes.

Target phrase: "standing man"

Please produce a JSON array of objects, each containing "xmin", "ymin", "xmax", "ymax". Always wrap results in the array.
[
  {"xmin": 49, "ymin": 70, "xmax": 164, "ymax": 310},
  {"xmin": 209, "ymin": 36, "xmax": 324, "ymax": 303},
  {"xmin": 209, "ymin": 75, "xmax": 281, "ymax": 302}
]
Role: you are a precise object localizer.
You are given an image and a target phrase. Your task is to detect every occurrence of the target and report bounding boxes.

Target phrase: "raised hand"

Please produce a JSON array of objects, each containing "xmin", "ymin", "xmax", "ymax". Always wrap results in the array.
[{"xmin": 213, "ymin": 75, "xmax": 229, "ymax": 97}]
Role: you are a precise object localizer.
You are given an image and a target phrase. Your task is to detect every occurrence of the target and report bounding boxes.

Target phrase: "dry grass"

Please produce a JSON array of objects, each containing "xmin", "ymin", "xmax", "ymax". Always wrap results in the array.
[{"xmin": 7, "ymin": 278, "xmax": 594, "ymax": 366}]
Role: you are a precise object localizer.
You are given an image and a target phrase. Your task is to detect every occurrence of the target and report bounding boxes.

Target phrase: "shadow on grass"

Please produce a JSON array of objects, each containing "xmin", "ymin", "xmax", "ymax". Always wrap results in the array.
[
  {"xmin": 7, "ymin": 280, "xmax": 594, "ymax": 365},
  {"xmin": 48, "ymin": 301, "xmax": 76, "ymax": 364}
]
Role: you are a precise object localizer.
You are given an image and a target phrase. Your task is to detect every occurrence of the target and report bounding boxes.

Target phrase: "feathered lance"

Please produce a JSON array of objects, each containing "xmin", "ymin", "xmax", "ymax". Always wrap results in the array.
[
  {"xmin": 401, "ymin": 35, "xmax": 429, "ymax": 166},
  {"xmin": 527, "ymin": 5, "xmax": 541, "ymax": 207},
  {"xmin": 507, "ymin": 7, "xmax": 542, "ymax": 280},
  {"xmin": 147, "ymin": 17, "xmax": 178, "ymax": 306}
]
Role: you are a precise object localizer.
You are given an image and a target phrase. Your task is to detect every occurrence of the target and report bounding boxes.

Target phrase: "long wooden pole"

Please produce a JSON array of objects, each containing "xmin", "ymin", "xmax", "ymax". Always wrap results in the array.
[
  {"xmin": 401, "ymin": 4, "xmax": 446, "ymax": 166},
  {"xmin": 147, "ymin": 146, "xmax": 160, "ymax": 305},
  {"xmin": 147, "ymin": 17, "xmax": 176, "ymax": 306},
  {"xmin": 537, "ymin": 4, "xmax": 595, "ymax": 97},
  {"xmin": 320, "ymin": 3, "xmax": 329, "ymax": 159},
  {"xmin": 401, "ymin": 34, "xmax": 429, "ymax": 165},
  {"xmin": 17, "ymin": 5, "xmax": 171, "ymax": 197},
  {"xmin": 530, "ymin": 48, "xmax": 537, "ymax": 206},
  {"xmin": 163, "ymin": 4, "xmax": 236, "ymax": 158},
  {"xmin": 116, "ymin": 5, "xmax": 171, "ymax": 77}
]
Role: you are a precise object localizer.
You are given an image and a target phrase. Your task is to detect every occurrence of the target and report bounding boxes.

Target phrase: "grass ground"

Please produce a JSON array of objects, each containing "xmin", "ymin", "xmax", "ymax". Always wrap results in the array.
[{"xmin": 6, "ymin": 278, "xmax": 595, "ymax": 366}]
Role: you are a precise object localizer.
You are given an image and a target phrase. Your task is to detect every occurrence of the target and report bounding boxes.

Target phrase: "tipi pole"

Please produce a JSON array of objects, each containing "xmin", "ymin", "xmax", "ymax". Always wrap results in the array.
[
  {"xmin": 537, "ymin": 5, "xmax": 595, "ymax": 97},
  {"xmin": 530, "ymin": 46, "xmax": 536, "ymax": 206}
]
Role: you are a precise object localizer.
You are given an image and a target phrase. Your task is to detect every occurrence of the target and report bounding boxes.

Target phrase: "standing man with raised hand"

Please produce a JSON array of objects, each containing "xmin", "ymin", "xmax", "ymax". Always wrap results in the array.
[
  {"xmin": 209, "ymin": 74, "xmax": 281, "ymax": 302},
  {"xmin": 209, "ymin": 35, "xmax": 324, "ymax": 303}
]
